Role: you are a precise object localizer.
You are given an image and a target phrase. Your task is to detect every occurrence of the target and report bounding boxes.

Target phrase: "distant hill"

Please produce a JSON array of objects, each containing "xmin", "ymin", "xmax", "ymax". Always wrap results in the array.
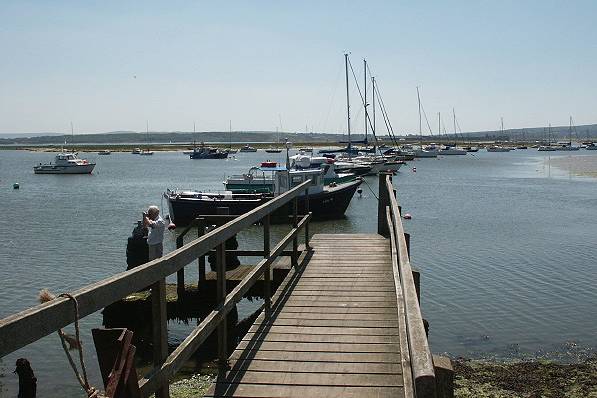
[{"xmin": 1, "ymin": 123, "xmax": 596, "ymax": 145}]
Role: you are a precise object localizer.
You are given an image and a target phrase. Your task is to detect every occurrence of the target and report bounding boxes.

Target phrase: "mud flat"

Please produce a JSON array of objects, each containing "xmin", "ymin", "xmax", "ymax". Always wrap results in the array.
[
  {"xmin": 550, "ymin": 155, "xmax": 597, "ymax": 178},
  {"xmin": 454, "ymin": 357, "xmax": 597, "ymax": 398}
]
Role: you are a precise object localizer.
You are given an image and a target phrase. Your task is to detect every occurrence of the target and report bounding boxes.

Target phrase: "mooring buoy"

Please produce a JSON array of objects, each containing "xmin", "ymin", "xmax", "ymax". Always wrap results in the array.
[{"xmin": 13, "ymin": 183, "xmax": 19, "ymax": 189}]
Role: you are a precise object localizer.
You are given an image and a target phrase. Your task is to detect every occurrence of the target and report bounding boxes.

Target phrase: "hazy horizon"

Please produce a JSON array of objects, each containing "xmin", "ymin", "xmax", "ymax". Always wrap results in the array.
[{"xmin": 2, "ymin": 1, "xmax": 596, "ymax": 135}]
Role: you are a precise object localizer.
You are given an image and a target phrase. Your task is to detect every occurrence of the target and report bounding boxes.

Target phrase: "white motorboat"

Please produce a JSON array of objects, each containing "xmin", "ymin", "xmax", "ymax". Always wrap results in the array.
[
  {"xmin": 98, "ymin": 149, "xmax": 111, "ymax": 155},
  {"xmin": 439, "ymin": 146, "xmax": 467, "ymax": 155},
  {"xmin": 34, "ymin": 152, "xmax": 95, "ymax": 174}
]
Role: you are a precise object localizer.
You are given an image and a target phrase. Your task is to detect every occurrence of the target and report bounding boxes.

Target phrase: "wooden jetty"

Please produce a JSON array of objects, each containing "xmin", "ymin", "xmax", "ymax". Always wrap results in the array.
[{"xmin": 0, "ymin": 174, "xmax": 450, "ymax": 398}]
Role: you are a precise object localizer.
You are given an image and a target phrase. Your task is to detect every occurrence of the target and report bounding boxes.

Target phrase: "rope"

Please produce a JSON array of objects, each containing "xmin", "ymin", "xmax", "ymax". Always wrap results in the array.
[
  {"xmin": 39, "ymin": 290, "xmax": 104, "ymax": 397},
  {"xmin": 360, "ymin": 178, "xmax": 379, "ymax": 200}
]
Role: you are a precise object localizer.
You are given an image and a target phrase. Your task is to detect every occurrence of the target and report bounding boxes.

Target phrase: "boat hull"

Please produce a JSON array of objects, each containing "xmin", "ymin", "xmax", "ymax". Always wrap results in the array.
[
  {"xmin": 33, "ymin": 164, "xmax": 96, "ymax": 174},
  {"xmin": 166, "ymin": 180, "xmax": 362, "ymax": 226}
]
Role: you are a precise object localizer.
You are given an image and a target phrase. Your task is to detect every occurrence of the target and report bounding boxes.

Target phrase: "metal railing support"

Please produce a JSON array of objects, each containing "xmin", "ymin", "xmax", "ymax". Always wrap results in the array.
[{"xmin": 305, "ymin": 188, "xmax": 311, "ymax": 250}]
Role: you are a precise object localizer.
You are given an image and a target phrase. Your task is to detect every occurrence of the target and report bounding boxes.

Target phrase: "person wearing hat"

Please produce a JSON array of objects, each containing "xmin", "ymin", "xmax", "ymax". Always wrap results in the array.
[{"xmin": 143, "ymin": 205, "xmax": 165, "ymax": 260}]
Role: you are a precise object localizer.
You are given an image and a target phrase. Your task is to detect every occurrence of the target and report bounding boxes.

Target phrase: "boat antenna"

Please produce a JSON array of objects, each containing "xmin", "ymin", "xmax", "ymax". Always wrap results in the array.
[{"xmin": 344, "ymin": 53, "xmax": 351, "ymax": 158}]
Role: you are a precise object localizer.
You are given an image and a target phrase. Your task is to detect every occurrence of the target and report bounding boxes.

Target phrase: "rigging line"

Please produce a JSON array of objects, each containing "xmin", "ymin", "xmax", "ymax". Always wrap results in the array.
[
  {"xmin": 321, "ymin": 63, "xmax": 344, "ymax": 133},
  {"xmin": 374, "ymin": 82, "xmax": 397, "ymax": 142},
  {"xmin": 420, "ymin": 101, "xmax": 434, "ymax": 136},
  {"xmin": 360, "ymin": 177, "xmax": 379, "ymax": 201},
  {"xmin": 347, "ymin": 58, "xmax": 381, "ymax": 148}
]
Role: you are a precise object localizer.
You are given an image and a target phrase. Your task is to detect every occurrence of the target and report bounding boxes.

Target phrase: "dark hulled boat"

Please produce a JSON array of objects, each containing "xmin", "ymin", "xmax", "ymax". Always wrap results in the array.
[{"xmin": 165, "ymin": 167, "xmax": 361, "ymax": 225}]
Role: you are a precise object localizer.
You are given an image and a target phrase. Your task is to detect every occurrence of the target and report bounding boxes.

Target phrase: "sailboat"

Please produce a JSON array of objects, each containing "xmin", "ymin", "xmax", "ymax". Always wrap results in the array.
[
  {"xmin": 559, "ymin": 116, "xmax": 580, "ymax": 151},
  {"xmin": 226, "ymin": 120, "xmax": 238, "ymax": 154},
  {"xmin": 265, "ymin": 127, "xmax": 283, "ymax": 153},
  {"xmin": 439, "ymin": 109, "xmax": 467, "ymax": 155},
  {"xmin": 487, "ymin": 118, "xmax": 512, "ymax": 152},
  {"xmin": 538, "ymin": 124, "xmax": 557, "ymax": 151},
  {"xmin": 413, "ymin": 87, "xmax": 438, "ymax": 158},
  {"xmin": 139, "ymin": 121, "xmax": 154, "ymax": 155}
]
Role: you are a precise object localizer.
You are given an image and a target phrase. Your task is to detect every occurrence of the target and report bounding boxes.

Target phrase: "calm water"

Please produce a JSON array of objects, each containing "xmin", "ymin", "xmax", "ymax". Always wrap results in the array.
[{"xmin": 0, "ymin": 149, "xmax": 596, "ymax": 396}]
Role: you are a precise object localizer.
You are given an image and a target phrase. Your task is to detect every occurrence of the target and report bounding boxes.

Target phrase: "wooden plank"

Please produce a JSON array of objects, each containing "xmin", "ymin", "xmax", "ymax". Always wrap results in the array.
[
  {"xmin": 251, "ymin": 318, "xmax": 398, "ymax": 328},
  {"xmin": 227, "ymin": 359, "xmax": 403, "ymax": 374},
  {"xmin": 229, "ymin": 349, "xmax": 401, "ymax": 364},
  {"xmin": 209, "ymin": 370, "xmax": 404, "ymax": 387},
  {"xmin": 278, "ymin": 306, "xmax": 397, "ymax": 314},
  {"xmin": 204, "ymin": 384, "xmax": 405, "ymax": 398},
  {"xmin": 235, "ymin": 341, "xmax": 401, "ymax": 353},
  {"xmin": 247, "ymin": 325, "xmax": 399, "ymax": 336},
  {"xmin": 272, "ymin": 312, "xmax": 398, "ymax": 321},
  {"xmin": 288, "ymin": 291, "xmax": 396, "ymax": 298},
  {"xmin": 240, "ymin": 332, "xmax": 399, "ymax": 344}
]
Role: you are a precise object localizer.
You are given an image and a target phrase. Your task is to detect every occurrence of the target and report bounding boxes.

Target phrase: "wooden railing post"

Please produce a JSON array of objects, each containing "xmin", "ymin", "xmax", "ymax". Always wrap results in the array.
[
  {"xmin": 263, "ymin": 214, "xmax": 271, "ymax": 318},
  {"xmin": 151, "ymin": 278, "xmax": 169, "ymax": 398},
  {"xmin": 175, "ymin": 236, "xmax": 185, "ymax": 296},
  {"xmin": 304, "ymin": 188, "xmax": 310, "ymax": 250},
  {"xmin": 291, "ymin": 196, "xmax": 298, "ymax": 268},
  {"xmin": 216, "ymin": 242, "xmax": 227, "ymax": 368},
  {"xmin": 197, "ymin": 219, "xmax": 206, "ymax": 290},
  {"xmin": 378, "ymin": 172, "xmax": 392, "ymax": 237},
  {"xmin": 404, "ymin": 232, "xmax": 411, "ymax": 258}
]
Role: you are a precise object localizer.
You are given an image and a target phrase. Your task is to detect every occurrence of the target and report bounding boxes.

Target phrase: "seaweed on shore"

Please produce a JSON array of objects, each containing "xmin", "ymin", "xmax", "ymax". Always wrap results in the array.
[{"xmin": 454, "ymin": 357, "xmax": 597, "ymax": 398}]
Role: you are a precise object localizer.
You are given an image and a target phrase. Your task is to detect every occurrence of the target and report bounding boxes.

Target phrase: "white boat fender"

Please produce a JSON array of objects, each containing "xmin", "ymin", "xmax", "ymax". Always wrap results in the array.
[
  {"xmin": 403, "ymin": 213, "xmax": 412, "ymax": 220},
  {"xmin": 357, "ymin": 187, "xmax": 363, "ymax": 196}
]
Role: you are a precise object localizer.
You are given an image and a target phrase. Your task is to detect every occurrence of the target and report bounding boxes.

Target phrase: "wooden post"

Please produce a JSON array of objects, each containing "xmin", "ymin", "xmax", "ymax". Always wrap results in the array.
[
  {"xmin": 263, "ymin": 214, "xmax": 271, "ymax": 318},
  {"xmin": 304, "ymin": 188, "xmax": 310, "ymax": 250},
  {"xmin": 151, "ymin": 279, "xmax": 169, "ymax": 398},
  {"xmin": 378, "ymin": 172, "xmax": 392, "ymax": 237},
  {"xmin": 404, "ymin": 232, "xmax": 411, "ymax": 259},
  {"xmin": 175, "ymin": 236, "xmax": 185, "ymax": 296},
  {"xmin": 197, "ymin": 219, "xmax": 206, "ymax": 290},
  {"xmin": 292, "ymin": 197, "xmax": 298, "ymax": 268},
  {"xmin": 216, "ymin": 243, "xmax": 227, "ymax": 367}
]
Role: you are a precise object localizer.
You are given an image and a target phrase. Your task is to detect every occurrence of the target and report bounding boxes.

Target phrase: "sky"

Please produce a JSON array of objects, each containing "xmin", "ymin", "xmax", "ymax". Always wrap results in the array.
[{"xmin": 1, "ymin": 1, "xmax": 596, "ymax": 135}]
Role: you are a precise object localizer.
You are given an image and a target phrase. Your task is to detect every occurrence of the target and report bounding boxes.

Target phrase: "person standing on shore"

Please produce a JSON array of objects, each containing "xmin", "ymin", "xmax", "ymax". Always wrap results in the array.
[{"xmin": 143, "ymin": 205, "xmax": 165, "ymax": 260}]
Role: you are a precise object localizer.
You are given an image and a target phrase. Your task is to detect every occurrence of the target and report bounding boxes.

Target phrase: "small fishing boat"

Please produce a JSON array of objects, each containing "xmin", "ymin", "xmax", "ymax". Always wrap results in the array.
[
  {"xmin": 98, "ymin": 149, "xmax": 111, "ymax": 155},
  {"xmin": 34, "ymin": 152, "xmax": 95, "ymax": 174},
  {"xmin": 165, "ymin": 165, "xmax": 361, "ymax": 225},
  {"xmin": 486, "ymin": 146, "xmax": 511, "ymax": 152},
  {"xmin": 139, "ymin": 149, "xmax": 154, "ymax": 156},
  {"xmin": 265, "ymin": 148, "xmax": 283, "ymax": 153},
  {"xmin": 239, "ymin": 144, "xmax": 257, "ymax": 152},
  {"xmin": 132, "ymin": 148, "xmax": 142, "ymax": 154},
  {"xmin": 189, "ymin": 142, "xmax": 228, "ymax": 159}
]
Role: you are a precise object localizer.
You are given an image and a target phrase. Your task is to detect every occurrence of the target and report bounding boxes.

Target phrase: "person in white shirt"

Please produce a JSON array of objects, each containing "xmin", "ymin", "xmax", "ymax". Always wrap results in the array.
[{"xmin": 143, "ymin": 205, "xmax": 165, "ymax": 260}]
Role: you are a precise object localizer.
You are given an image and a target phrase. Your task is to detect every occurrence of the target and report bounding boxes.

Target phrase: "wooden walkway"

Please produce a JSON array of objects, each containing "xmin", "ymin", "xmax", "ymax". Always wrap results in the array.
[{"xmin": 205, "ymin": 233, "xmax": 406, "ymax": 398}]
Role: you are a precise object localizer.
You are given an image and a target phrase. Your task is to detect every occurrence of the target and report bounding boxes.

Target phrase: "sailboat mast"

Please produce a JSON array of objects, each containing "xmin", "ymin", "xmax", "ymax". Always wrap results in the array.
[
  {"xmin": 371, "ymin": 76, "xmax": 376, "ymax": 138},
  {"xmin": 438, "ymin": 112, "xmax": 441, "ymax": 143},
  {"xmin": 344, "ymin": 53, "xmax": 351, "ymax": 156},
  {"xmin": 70, "ymin": 122, "xmax": 74, "ymax": 152},
  {"xmin": 569, "ymin": 115, "xmax": 573, "ymax": 145},
  {"xmin": 416, "ymin": 86, "xmax": 422, "ymax": 142},
  {"xmin": 453, "ymin": 108, "xmax": 457, "ymax": 145},
  {"xmin": 364, "ymin": 59, "xmax": 368, "ymax": 146}
]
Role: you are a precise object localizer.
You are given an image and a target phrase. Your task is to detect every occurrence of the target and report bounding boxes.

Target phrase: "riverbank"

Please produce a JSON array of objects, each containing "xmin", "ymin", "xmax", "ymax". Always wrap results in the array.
[
  {"xmin": 158, "ymin": 357, "xmax": 597, "ymax": 397},
  {"xmin": 454, "ymin": 357, "xmax": 597, "ymax": 397}
]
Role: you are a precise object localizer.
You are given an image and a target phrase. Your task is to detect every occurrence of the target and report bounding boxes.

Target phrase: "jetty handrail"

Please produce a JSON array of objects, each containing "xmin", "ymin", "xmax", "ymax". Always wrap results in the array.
[
  {"xmin": 0, "ymin": 179, "xmax": 312, "ymax": 397},
  {"xmin": 383, "ymin": 174, "xmax": 436, "ymax": 398},
  {"xmin": 139, "ymin": 212, "xmax": 311, "ymax": 396}
]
